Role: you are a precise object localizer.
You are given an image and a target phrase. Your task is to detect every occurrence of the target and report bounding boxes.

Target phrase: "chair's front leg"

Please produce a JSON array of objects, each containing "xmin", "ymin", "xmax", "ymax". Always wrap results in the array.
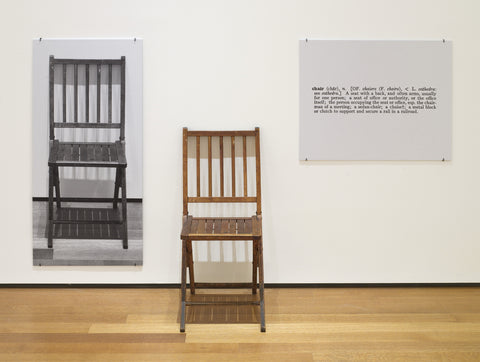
[
  {"xmin": 48, "ymin": 166, "xmax": 54, "ymax": 248},
  {"xmin": 54, "ymin": 166, "xmax": 61, "ymax": 208},
  {"xmin": 252, "ymin": 239, "xmax": 258, "ymax": 295},
  {"xmin": 113, "ymin": 168, "xmax": 120, "ymax": 209},
  {"xmin": 180, "ymin": 238, "xmax": 187, "ymax": 332},
  {"xmin": 187, "ymin": 239, "xmax": 195, "ymax": 295}
]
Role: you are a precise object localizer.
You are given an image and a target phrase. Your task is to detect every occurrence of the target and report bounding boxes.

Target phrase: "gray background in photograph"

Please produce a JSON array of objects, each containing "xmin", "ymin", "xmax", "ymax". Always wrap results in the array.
[{"xmin": 299, "ymin": 40, "xmax": 452, "ymax": 161}]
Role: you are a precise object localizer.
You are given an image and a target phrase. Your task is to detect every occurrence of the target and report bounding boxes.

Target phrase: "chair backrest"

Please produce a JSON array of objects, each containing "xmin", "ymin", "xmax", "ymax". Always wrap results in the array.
[
  {"xmin": 183, "ymin": 128, "xmax": 262, "ymax": 216},
  {"xmin": 49, "ymin": 56, "xmax": 126, "ymax": 141}
]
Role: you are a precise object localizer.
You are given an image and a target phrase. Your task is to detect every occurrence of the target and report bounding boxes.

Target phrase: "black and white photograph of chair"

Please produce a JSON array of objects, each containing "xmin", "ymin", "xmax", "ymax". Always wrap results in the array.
[{"xmin": 32, "ymin": 39, "xmax": 143, "ymax": 266}]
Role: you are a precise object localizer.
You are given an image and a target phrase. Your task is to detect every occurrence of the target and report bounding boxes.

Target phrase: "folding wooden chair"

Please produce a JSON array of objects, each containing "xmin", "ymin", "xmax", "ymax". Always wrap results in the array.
[
  {"xmin": 47, "ymin": 56, "xmax": 128, "ymax": 249},
  {"xmin": 180, "ymin": 127, "xmax": 265, "ymax": 332}
]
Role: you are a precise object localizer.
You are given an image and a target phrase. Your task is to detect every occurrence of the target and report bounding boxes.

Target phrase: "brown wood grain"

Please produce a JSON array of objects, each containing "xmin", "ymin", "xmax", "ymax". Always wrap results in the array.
[
  {"xmin": 180, "ymin": 215, "xmax": 193, "ymax": 237},
  {"xmin": 196, "ymin": 219, "xmax": 206, "ymax": 234},
  {"xmin": 228, "ymin": 219, "xmax": 236, "ymax": 234},
  {"xmin": 214, "ymin": 219, "xmax": 222, "ymax": 233},
  {"xmin": 1, "ymin": 288, "xmax": 480, "ymax": 361},
  {"xmin": 0, "ymin": 333, "xmax": 184, "ymax": 343},
  {"xmin": 183, "ymin": 127, "xmax": 188, "ymax": 215},
  {"xmin": 187, "ymin": 130, "xmax": 256, "ymax": 136},
  {"xmin": 255, "ymin": 127, "xmax": 262, "ymax": 215},
  {"xmin": 237, "ymin": 219, "xmax": 245, "ymax": 234},
  {"xmin": 231, "ymin": 136, "xmax": 236, "ymax": 197},
  {"xmin": 221, "ymin": 219, "xmax": 229, "ymax": 234},
  {"xmin": 190, "ymin": 219, "xmax": 199, "ymax": 234},
  {"xmin": 187, "ymin": 197, "xmax": 257, "ymax": 203},
  {"xmin": 205, "ymin": 220, "xmax": 213, "ymax": 234}
]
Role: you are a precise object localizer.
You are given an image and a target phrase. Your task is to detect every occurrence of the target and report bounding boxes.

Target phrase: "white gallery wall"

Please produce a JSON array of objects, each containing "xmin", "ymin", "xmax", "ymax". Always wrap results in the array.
[{"xmin": 1, "ymin": 0, "xmax": 479, "ymax": 283}]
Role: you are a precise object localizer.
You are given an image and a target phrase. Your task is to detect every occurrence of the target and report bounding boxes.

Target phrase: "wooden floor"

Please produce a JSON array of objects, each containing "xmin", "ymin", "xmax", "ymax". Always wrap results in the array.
[{"xmin": 1, "ymin": 287, "xmax": 480, "ymax": 361}]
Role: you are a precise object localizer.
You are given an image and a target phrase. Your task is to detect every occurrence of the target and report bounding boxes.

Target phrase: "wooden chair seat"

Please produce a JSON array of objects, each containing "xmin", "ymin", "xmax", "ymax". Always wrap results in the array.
[
  {"xmin": 48, "ymin": 140, "xmax": 127, "ymax": 168},
  {"xmin": 181, "ymin": 216, "xmax": 262, "ymax": 241}
]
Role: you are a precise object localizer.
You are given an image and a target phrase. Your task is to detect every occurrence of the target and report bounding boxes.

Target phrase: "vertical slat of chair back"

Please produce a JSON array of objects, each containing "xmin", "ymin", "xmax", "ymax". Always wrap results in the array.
[
  {"xmin": 96, "ymin": 64, "xmax": 101, "ymax": 123},
  {"xmin": 255, "ymin": 127, "xmax": 262, "ymax": 215},
  {"xmin": 120, "ymin": 57, "xmax": 126, "ymax": 140},
  {"xmin": 73, "ymin": 64, "xmax": 78, "ymax": 123},
  {"xmin": 49, "ymin": 56, "xmax": 55, "ymax": 140},
  {"xmin": 85, "ymin": 64, "xmax": 89, "ymax": 123},
  {"xmin": 231, "ymin": 136, "xmax": 236, "ymax": 197},
  {"xmin": 183, "ymin": 128, "xmax": 261, "ymax": 215},
  {"xmin": 62, "ymin": 64, "xmax": 67, "ymax": 124},
  {"xmin": 48, "ymin": 56, "xmax": 126, "ymax": 140}
]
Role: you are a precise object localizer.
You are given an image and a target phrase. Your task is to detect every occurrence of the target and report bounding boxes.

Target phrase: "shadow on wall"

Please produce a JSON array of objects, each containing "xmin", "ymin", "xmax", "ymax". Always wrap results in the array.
[{"xmin": 194, "ymin": 261, "xmax": 253, "ymax": 283}]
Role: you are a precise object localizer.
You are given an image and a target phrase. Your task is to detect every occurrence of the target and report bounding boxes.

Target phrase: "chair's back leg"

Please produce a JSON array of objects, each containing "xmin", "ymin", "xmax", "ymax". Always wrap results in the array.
[
  {"xmin": 54, "ymin": 166, "xmax": 61, "ymax": 208},
  {"xmin": 187, "ymin": 240, "xmax": 196, "ymax": 295},
  {"xmin": 252, "ymin": 239, "xmax": 258, "ymax": 295},
  {"xmin": 180, "ymin": 238, "xmax": 187, "ymax": 332},
  {"xmin": 113, "ymin": 168, "xmax": 120, "ymax": 209},
  {"xmin": 121, "ymin": 168, "xmax": 128, "ymax": 249},
  {"xmin": 258, "ymin": 237, "xmax": 266, "ymax": 332},
  {"xmin": 48, "ymin": 166, "xmax": 54, "ymax": 248}
]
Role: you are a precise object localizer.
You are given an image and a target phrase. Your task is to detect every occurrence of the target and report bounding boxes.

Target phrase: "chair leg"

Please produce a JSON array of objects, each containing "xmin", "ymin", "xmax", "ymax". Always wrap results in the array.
[
  {"xmin": 54, "ymin": 166, "xmax": 61, "ymax": 208},
  {"xmin": 258, "ymin": 237, "xmax": 266, "ymax": 332},
  {"xmin": 187, "ymin": 239, "xmax": 195, "ymax": 295},
  {"xmin": 113, "ymin": 168, "xmax": 120, "ymax": 209},
  {"xmin": 121, "ymin": 168, "xmax": 128, "ymax": 249},
  {"xmin": 48, "ymin": 166, "xmax": 54, "ymax": 248},
  {"xmin": 252, "ymin": 239, "xmax": 258, "ymax": 295},
  {"xmin": 180, "ymin": 238, "xmax": 187, "ymax": 333}
]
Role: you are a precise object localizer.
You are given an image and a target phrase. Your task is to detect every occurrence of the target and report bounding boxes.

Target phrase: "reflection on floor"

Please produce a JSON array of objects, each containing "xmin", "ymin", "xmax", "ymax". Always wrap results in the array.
[
  {"xmin": 185, "ymin": 291, "xmax": 260, "ymax": 324},
  {"xmin": 32, "ymin": 201, "xmax": 142, "ymax": 266}
]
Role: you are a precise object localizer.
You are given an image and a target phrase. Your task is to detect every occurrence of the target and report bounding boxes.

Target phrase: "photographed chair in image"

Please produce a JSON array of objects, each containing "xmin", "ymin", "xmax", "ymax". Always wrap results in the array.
[
  {"xmin": 180, "ymin": 127, "xmax": 265, "ymax": 332},
  {"xmin": 47, "ymin": 56, "xmax": 128, "ymax": 249}
]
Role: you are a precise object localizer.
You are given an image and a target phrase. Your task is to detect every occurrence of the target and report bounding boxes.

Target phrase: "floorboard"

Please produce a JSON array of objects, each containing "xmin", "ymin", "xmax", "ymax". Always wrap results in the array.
[{"xmin": 0, "ymin": 287, "xmax": 479, "ymax": 361}]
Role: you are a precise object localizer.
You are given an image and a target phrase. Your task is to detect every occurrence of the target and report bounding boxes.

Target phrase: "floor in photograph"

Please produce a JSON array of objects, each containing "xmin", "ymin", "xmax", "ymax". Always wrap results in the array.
[
  {"xmin": 0, "ymin": 287, "xmax": 480, "ymax": 361},
  {"xmin": 32, "ymin": 201, "xmax": 142, "ymax": 266}
]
